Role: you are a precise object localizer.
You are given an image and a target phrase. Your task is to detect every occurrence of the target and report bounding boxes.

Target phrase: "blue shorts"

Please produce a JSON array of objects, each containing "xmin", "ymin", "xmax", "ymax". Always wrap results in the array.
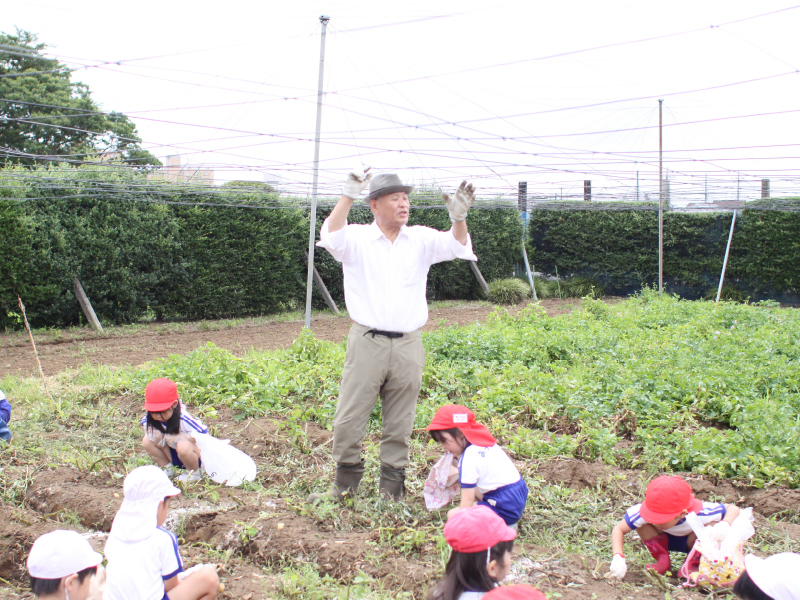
[
  {"xmin": 478, "ymin": 478, "xmax": 529, "ymax": 525},
  {"xmin": 169, "ymin": 447, "xmax": 201, "ymax": 470},
  {"xmin": 667, "ymin": 533, "xmax": 690, "ymax": 553}
]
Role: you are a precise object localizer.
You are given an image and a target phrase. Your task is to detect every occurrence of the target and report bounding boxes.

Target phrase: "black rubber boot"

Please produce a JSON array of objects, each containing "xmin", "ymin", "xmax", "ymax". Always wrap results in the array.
[
  {"xmin": 378, "ymin": 463, "xmax": 406, "ymax": 501},
  {"xmin": 307, "ymin": 459, "xmax": 365, "ymax": 504}
]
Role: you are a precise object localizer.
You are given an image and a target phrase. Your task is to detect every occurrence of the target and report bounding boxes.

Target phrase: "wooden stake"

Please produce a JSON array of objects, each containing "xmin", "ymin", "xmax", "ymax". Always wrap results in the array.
[
  {"xmin": 468, "ymin": 261, "xmax": 490, "ymax": 297},
  {"xmin": 74, "ymin": 278, "xmax": 104, "ymax": 332},
  {"xmin": 304, "ymin": 251, "xmax": 340, "ymax": 316},
  {"xmin": 17, "ymin": 296, "xmax": 53, "ymax": 402}
]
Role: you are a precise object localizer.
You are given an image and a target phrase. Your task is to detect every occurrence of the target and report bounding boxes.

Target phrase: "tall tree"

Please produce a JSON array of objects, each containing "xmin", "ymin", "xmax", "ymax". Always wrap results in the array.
[{"xmin": 0, "ymin": 29, "xmax": 160, "ymax": 167}]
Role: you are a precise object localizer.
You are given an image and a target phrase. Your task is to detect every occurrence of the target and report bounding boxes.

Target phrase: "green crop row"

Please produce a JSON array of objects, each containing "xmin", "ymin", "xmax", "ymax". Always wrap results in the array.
[{"xmin": 107, "ymin": 292, "xmax": 799, "ymax": 487}]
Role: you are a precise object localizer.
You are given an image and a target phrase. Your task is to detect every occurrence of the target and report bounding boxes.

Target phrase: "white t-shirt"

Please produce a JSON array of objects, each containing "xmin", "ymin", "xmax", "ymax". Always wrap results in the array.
[
  {"xmin": 458, "ymin": 592, "xmax": 486, "ymax": 600},
  {"xmin": 141, "ymin": 403, "xmax": 208, "ymax": 449},
  {"xmin": 458, "ymin": 444, "xmax": 521, "ymax": 494},
  {"xmin": 624, "ymin": 501, "xmax": 726, "ymax": 536},
  {"xmin": 104, "ymin": 526, "xmax": 184, "ymax": 600},
  {"xmin": 317, "ymin": 220, "xmax": 477, "ymax": 332}
]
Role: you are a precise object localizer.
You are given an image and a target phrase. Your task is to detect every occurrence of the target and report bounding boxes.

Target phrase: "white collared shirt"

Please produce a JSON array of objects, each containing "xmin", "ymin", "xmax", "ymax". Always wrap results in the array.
[{"xmin": 316, "ymin": 220, "xmax": 477, "ymax": 332}]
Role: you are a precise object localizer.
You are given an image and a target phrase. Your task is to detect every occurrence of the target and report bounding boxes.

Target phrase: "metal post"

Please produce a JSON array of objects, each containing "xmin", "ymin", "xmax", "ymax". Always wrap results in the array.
[
  {"xmin": 715, "ymin": 210, "xmax": 738, "ymax": 303},
  {"xmin": 584, "ymin": 180, "xmax": 591, "ymax": 202},
  {"xmin": 761, "ymin": 179, "xmax": 770, "ymax": 199},
  {"xmin": 737, "ymin": 172, "xmax": 740, "ymax": 202},
  {"xmin": 304, "ymin": 15, "xmax": 330, "ymax": 329},
  {"xmin": 636, "ymin": 169, "xmax": 639, "ymax": 201},
  {"xmin": 658, "ymin": 99, "xmax": 663, "ymax": 296}
]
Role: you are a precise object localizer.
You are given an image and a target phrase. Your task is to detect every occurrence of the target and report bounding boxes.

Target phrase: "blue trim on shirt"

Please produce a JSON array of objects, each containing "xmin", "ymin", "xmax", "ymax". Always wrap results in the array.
[
  {"xmin": 158, "ymin": 527, "xmax": 183, "ymax": 580},
  {"xmin": 624, "ymin": 511, "xmax": 639, "ymax": 530},
  {"xmin": 180, "ymin": 414, "xmax": 207, "ymax": 433},
  {"xmin": 697, "ymin": 505, "xmax": 726, "ymax": 518},
  {"xmin": 461, "ymin": 483, "xmax": 478, "ymax": 489}
]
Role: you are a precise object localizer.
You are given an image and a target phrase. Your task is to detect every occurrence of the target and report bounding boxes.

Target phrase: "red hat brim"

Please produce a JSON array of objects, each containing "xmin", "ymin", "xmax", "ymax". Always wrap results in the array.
[
  {"xmin": 460, "ymin": 424, "xmax": 496, "ymax": 447},
  {"xmin": 144, "ymin": 399, "xmax": 177, "ymax": 412},
  {"xmin": 639, "ymin": 495, "xmax": 703, "ymax": 524}
]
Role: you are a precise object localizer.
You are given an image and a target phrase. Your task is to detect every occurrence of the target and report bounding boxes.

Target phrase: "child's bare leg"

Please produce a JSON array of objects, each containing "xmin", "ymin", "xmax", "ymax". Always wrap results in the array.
[
  {"xmin": 142, "ymin": 435, "xmax": 172, "ymax": 467},
  {"xmin": 167, "ymin": 568, "xmax": 219, "ymax": 600},
  {"xmin": 636, "ymin": 524, "xmax": 662, "ymax": 541},
  {"xmin": 686, "ymin": 532, "xmax": 697, "ymax": 550},
  {"xmin": 175, "ymin": 440, "xmax": 202, "ymax": 471}
]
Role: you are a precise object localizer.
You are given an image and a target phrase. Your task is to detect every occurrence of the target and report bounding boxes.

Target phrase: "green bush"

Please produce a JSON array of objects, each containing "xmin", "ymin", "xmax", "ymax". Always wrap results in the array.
[
  {"xmin": 487, "ymin": 278, "xmax": 531, "ymax": 304},
  {"xmin": 1, "ymin": 166, "xmax": 526, "ymax": 328},
  {"xmin": 527, "ymin": 208, "xmax": 800, "ymax": 302}
]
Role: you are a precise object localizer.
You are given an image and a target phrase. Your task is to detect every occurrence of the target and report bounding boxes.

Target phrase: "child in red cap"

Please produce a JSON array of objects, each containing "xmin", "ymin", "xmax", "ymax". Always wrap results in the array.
[
  {"xmin": 609, "ymin": 475, "xmax": 740, "ymax": 579},
  {"xmin": 427, "ymin": 505, "xmax": 518, "ymax": 600},
  {"xmin": 141, "ymin": 378, "xmax": 208, "ymax": 482},
  {"xmin": 427, "ymin": 405, "xmax": 528, "ymax": 526}
]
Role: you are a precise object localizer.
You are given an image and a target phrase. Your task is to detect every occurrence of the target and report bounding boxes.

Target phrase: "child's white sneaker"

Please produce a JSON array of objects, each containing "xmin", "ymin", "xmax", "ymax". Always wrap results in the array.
[{"xmin": 177, "ymin": 469, "xmax": 202, "ymax": 483}]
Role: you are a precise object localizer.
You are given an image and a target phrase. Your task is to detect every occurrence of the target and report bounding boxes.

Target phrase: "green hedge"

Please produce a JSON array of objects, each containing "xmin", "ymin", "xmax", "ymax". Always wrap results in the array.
[
  {"xmin": 527, "ymin": 208, "xmax": 800, "ymax": 302},
  {"xmin": 0, "ymin": 166, "xmax": 524, "ymax": 328}
]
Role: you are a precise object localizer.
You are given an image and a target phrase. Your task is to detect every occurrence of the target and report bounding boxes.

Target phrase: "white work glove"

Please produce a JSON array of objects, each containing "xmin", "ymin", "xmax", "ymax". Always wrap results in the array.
[
  {"xmin": 442, "ymin": 180, "xmax": 476, "ymax": 222},
  {"xmin": 710, "ymin": 520, "xmax": 731, "ymax": 541},
  {"xmin": 609, "ymin": 554, "xmax": 627, "ymax": 580},
  {"xmin": 177, "ymin": 563, "xmax": 214, "ymax": 581},
  {"xmin": 342, "ymin": 166, "xmax": 372, "ymax": 200}
]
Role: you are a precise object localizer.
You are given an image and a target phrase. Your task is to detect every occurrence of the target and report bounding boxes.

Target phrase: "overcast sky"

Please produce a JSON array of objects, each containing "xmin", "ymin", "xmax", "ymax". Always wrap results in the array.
[{"xmin": 5, "ymin": 0, "xmax": 800, "ymax": 202}]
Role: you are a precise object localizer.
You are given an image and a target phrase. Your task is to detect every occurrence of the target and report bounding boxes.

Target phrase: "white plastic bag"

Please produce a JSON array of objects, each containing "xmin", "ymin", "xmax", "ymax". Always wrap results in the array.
[
  {"xmin": 423, "ymin": 452, "xmax": 460, "ymax": 510},
  {"xmin": 193, "ymin": 433, "xmax": 257, "ymax": 487},
  {"xmin": 679, "ymin": 507, "xmax": 754, "ymax": 588}
]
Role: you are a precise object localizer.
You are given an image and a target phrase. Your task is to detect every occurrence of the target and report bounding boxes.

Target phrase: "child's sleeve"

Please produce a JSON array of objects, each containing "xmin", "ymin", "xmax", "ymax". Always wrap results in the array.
[
  {"xmin": 158, "ymin": 528, "xmax": 184, "ymax": 580},
  {"xmin": 0, "ymin": 391, "xmax": 10, "ymax": 425},
  {"xmin": 696, "ymin": 502, "xmax": 726, "ymax": 524},
  {"xmin": 623, "ymin": 504, "xmax": 645, "ymax": 530},
  {"xmin": 458, "ymin": 447, "xmax": 480, "ymax": 488}
]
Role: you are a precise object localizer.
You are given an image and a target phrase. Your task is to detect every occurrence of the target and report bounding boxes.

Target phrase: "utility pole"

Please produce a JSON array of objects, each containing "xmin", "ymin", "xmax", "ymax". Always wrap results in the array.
[
  {"xmin": 658, "ymin": 99, "xmax": 663, "ymax": 296},
  {"xmin": 636, "ymin": 169, "xmax": 639, "ymax": 201},
  {"xmin": 304, "ymin": 15, "xmax": 330, "ymax": 329}
]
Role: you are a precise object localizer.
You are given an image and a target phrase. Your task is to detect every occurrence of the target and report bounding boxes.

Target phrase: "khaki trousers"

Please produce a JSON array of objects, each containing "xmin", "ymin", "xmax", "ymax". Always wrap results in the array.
[{"xmin": 332, "ymin": 322, "xmax": 426, "ymax": 469}]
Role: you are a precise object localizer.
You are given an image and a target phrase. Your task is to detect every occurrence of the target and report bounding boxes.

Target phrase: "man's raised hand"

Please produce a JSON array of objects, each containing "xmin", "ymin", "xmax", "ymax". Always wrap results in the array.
[
  {"xmin": 442, "ymin": 181, "xmax": 475, "ymax": 222},
  {"xmin": 343, "ymin": 166, "xmax": 372, "ymax": 200}
]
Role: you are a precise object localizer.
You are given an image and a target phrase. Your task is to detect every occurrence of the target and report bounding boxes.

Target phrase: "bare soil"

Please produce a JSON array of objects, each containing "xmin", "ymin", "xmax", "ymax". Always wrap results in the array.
[
  {"xmin": 0, "ymin": 300, "xmax": 582, "ymax": 378},
  {"xmin": 4, "ymin": 406, "xmax": 798, "ymax": 600}
]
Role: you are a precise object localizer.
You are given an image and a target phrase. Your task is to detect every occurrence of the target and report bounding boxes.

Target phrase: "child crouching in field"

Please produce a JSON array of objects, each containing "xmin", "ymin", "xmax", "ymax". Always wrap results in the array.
[
  {"xmin": 427, "ymin": 405, "xmax": 528, "ymax": 526},
  {"xmin": 608, "ymin": 475, "xmax": 740, "ymax": 579},
  {"xmin": 27, "ymin": 530, "xmax": 103, "ymax": 600},
  {"xmin": 141, "ymin": 378, "xmax": 207, "ymax": 483},
  {"xmin": 104, "ymin": 465, "xmax": 219, "ymax": 600},
  {"xmin": 427, "ymin": 505, "xmax": 519, "ymax": 600}
]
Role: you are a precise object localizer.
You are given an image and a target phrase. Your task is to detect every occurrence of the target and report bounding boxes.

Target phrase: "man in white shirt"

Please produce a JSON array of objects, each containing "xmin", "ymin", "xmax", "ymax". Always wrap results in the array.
[{"xmin": 309, "ymin": 168, "xmax": 477, "ymax": 502}]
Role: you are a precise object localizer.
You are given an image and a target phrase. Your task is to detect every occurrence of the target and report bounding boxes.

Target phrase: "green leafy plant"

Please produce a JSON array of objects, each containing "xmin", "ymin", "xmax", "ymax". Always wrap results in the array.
[{"xmin": 487, "ymin": 278, "xmax": 531, "ymax": 304}]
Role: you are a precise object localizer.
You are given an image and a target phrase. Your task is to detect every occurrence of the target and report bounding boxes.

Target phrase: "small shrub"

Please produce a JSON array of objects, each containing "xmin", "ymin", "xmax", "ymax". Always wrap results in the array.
[
  {"xmin": 533, "ymin": 278, "xmax": 551, "ymax": 299},
  {"xmin": 703, "ymin": 285, "xmax": 747, "ymax": 303},
  {"xmin": 487, "ymin": 278, "xmax": 531, "ymax": 304}
]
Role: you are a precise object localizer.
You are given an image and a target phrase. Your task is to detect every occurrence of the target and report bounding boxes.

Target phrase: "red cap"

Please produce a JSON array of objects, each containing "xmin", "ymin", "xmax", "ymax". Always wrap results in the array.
[
  {"xmin": 639, "ymin": 476, "xmax": 703, "ymax": 524},
  {"xmin": 443, "ymin": 506, "xmax": 517, "ymax": 553},
  {"xmin": 483, "ymin": 585, "xmax": 547, "ymax": 600},
  {"xmin": 426, "ymin": 405, "xmax": 496, "ymax": 447},
  {"xmin": 144, "ymin": 378, "xmax": 179, "ymax": 412}
]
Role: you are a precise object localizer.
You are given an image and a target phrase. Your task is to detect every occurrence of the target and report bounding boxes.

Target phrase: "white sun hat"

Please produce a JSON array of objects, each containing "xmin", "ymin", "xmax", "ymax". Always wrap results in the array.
[
  {"xmin": 27, "ymin": 530, "xmax": 103, "ymax": 579},
  {"xmin": 744, "ymin": 553, "xmax": 800, "ymax": 600},
  {"xmin": 109, "ymin": 465, "xmax": 181, "ymax": 543}
]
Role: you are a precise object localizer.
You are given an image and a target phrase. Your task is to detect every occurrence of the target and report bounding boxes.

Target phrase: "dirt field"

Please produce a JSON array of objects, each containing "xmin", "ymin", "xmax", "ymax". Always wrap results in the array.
[{"xmin": 1, "ymin": 299, "xmax": 798, "ymax": 599}]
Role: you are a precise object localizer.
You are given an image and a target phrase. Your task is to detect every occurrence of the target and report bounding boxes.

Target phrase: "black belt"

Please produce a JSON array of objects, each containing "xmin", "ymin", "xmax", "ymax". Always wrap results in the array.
[{"xmin": 363, "ymin": 329, "xmax": 404, "ymax": 339}]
